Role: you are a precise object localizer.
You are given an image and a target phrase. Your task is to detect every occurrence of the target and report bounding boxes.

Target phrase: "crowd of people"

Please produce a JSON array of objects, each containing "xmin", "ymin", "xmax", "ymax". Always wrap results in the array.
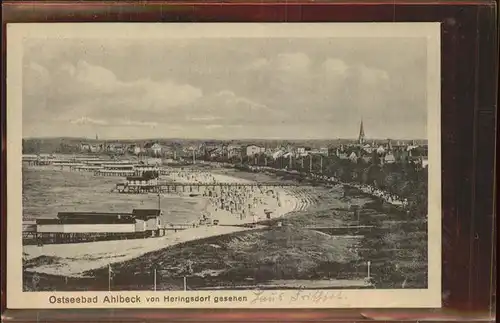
[
  {"xmin": 163, "ymin": 170, "xmax": 290, "ymax": 224},
  {"xmin": 247, "ymin": 165, "xmax": 409, "ymax": 208}
]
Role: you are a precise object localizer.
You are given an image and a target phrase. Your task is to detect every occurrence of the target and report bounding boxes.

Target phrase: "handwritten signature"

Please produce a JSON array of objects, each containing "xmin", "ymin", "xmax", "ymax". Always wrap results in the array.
[{"xmin": 250, "ymin": 286, "xmax": 346, "ymax": 305}]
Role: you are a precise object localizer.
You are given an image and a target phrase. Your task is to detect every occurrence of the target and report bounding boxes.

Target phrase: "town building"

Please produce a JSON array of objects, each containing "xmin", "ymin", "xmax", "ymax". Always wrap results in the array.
[
  {"xmin": 376, "ymin": 146, "xmax": 386, "ymax": 155},
  {"xmin": 80, "ymin": 143, "xmax": 92, "ymax": 152},
  {"xmin": 349, "ymin": 151, "xmax": 358, "ymax": 162},
  {"xmin": 297, "ymin": 147, "xmax": 306, "ymax": 155},
  {"xmin": 127, "ymin": 144, "xmax": 143, "ymax": 155},
  {"xmin": 383, "ymin": 153, "xmax": 396, "ymax": 164},
  {"xmin": 246, "ymin": 145, "xmax": 265, "ymax": 156},
  {"xmin": 272, "ymin": 150, "xmax": 285, "ymax": 160},
  {"xmin": 144, "ymin": 142, "xmax": 163, "ymax": 156}
]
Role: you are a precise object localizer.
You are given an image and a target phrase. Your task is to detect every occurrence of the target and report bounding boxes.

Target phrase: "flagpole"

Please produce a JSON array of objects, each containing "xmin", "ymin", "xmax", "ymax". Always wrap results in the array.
[
  {"xmin": 183, "ymin": 276, "xmax": 187, "ymax": 291},
  {"xmin": 154, "ymin": 268, "xmax": 157, "ymax": 291},
  {"xmin": 108, "ymin": 264, "xmax": 111, "ymax": 291},
  {"xmin": 367, "ymin": 261, "xmax": 371, "ymax": 280}
]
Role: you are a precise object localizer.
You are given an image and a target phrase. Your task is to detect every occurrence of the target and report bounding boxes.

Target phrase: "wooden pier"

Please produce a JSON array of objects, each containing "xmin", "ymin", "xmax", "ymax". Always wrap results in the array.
[
  {"xmin": 25, "ymin": 160, "xmax": 53, "ymax": 166},
  {"xmin": 113, "ymin": 181, "xmax": 299, "ymax": 194},
  {"xmin": 72, "ymin": 165, "xmax": 103, "ymax": 172},
  {"xmin": 94, "ymin": 170, "xmax": 136, "ymax": 177}
]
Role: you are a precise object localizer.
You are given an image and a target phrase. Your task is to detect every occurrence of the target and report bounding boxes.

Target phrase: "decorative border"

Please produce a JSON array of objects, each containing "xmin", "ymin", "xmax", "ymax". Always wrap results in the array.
[{"xmin": 1, "ymin": 1, "xmax": 497, "ymax": 321}]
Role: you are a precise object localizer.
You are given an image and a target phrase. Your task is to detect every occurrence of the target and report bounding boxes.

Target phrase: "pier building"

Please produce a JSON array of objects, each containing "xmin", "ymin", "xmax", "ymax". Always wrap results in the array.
[{"xmin": 24, "ymin": 209, "xmax": 165, "ymax": 244}]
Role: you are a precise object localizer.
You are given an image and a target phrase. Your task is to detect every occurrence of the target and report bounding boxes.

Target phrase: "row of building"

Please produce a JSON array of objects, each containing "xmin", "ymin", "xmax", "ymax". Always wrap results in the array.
[
  {"xmin": 71, "ymin": 121, "xmax": 428, "ymax": 165},
  {"xmin": 77, "ymin": 140, "xmax": 426, "ymax": 158}
]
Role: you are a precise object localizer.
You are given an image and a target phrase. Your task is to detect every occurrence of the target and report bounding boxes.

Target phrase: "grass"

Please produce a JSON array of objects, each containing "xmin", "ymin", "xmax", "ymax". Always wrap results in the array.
[{"xmin": 82, "ymin": 226, "xmax": 363, "ymax": 291}]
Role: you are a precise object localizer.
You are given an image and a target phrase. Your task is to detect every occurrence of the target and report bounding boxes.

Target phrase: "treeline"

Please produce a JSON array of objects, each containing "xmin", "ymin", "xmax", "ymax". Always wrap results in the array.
[
  {"xmin": 208, "ymin": 152, "xmax": 428, "ymax": 220},
  {"xmin": 22, "ymin": 139, "xmax": 81, "ymax": 154}
]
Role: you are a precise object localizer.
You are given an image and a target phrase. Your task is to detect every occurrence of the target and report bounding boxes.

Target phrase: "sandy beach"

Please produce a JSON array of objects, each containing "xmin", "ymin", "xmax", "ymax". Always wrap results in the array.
[
  {"xmin": 161, "ymin": 170, "xmax": 304, "ymax": 225},
  {"xmin": 23, "ymin": 225, "xmax": 266, "ymax": 277},
  {"xmin": 23, "ymin": 166, "xmax": 311, "ymax": 277}
]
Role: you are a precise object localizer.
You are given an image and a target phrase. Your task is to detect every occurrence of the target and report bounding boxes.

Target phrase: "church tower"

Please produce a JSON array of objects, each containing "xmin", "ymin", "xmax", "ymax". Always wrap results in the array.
[{"xmin": 358, "ymin": 119, "xmax": 365, "ymax": 145}]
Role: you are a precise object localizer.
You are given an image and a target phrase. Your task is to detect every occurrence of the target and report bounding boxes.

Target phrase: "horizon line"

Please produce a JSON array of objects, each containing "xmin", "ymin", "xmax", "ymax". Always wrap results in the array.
[{"xmin": 23, "ymin": 136, "xmax": 428, "ymax": 141}]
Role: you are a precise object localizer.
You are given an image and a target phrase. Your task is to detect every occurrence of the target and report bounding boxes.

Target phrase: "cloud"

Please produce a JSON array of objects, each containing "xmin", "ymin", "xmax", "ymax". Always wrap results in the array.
[
  {"xmin": 117, "ymin": 120, "xmax": 158, "ymax": 127},
  {"xmin": 23, "ymin": 60, "xmax": 280, "ymax": 129},
  {"xmin": 24, "ymin": 60, "xmax": 204, "ymax": 123},
  {"xmin": 23, "ymin": 62, "xmax": 51, "ymax": 96},
  {"xmin": 70, "ymin": 117, "xmax": 109, "ymax": 126},
  {"xmin": 321, "ymin": 59, "xmax": 390, "ymax": 85},
  {"xmin": 248, "ymin": 52, "xmax": 311, "ymax": 74},
  {"xmin": 69, "ymin": 117, "xmax": 158, "ymax": 128},
  {"xmin": 322, "ymin": 58, "xmax": 349, "ymax": 76},
  {"xmin": 204, "ymin": 124, "xmax": 223, "ymax": 129},
  {"xmin": 242, "ymin": 54, "xmax": 392, "ymax": 126},
  {"xmin": 276, "ymin": 53, "xmax": 311, "ymax": 73},
  {"xmin": 247, "ymin": 58, "xmax": 269, "ymax": 70},
  {"xmin": 187, "ymin": 116, "xmax": 222, "ymax": 122},
  {"xmin": 186, "ymin": 90, "xmax": 282, "ymax": 125},
  {"xmin": 21, "ymin": 37, "xmax": 426, "ymax": 139},
  {"xmin": 356, "ymin": 64, "xmax": 390, "ymax": 84}
]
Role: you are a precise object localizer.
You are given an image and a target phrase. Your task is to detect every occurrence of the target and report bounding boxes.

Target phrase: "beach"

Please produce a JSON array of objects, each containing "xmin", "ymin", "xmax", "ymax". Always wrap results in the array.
[
  {"xmin": 23, "ymin": 225, "xmax": 267, "ymax": 277},
  {"xmin": 22, "ymin": 163, "xmax": 427, "ymax": 290},
  {"xmin": 161, "ymin": 169, "xmax": 304, "ymax": 225},
  {"xmin": 22, "ymin": 165, "xmax": 311, "ymax": 277}
]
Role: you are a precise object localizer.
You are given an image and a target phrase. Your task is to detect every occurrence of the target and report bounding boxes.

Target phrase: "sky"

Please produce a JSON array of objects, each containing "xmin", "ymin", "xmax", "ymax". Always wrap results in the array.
[{"xmin": 22, "ymin": 36, "xmax": 428, "ymax": 140}]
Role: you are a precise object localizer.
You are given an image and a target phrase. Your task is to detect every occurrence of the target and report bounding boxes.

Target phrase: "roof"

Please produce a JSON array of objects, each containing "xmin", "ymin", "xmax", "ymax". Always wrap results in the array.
[
  {"xmin": 384, "ymin": 154, "xmax": 396, "ymax": 161},
  {"xmin": 132, "ymin": 209, "xmax": 161, "ymax": 219},
  {"xmin": 126, "ymin": 176, "xmax": 154, "ymax": 181},
  {"xmin": 57, "ymin": 212, "xmax": 134, "ymax": 219},
  {"xmin": 41, "ymin": 213, "xmax": 136, "ymax": 225},
  {"xmin": 58, "ymin": 211, "xmax": 132, "ymax": 217},
  {"xmin": 104, "ymin": 164, "xmax": 134, "ymax": 168}
]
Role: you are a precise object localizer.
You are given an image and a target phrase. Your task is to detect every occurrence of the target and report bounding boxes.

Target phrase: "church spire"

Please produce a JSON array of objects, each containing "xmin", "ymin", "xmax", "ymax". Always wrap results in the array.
[{"xmin": 358, "ymin": 119, "xmax": 365, "ymax": 144}]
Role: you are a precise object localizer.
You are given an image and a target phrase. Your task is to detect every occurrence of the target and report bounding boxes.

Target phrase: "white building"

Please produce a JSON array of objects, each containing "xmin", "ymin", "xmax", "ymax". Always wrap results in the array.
[
  {"xmin": 319, "ymin": 147, "xmax": 329, "ymax": 156},
  {"xmin": 272, "ymin": 150, "xmax": 285, "ymax": 160},
  {"xmin": 349, "ymin": 152, "xmax": 358, "ymax": 162},
  {"xmin": 246, "ymin": 145, "xmax": 264, "ymax": 156},
  {"xmin": 384, "ymin": 153, "xmax": 396, "ymax": 164},
  {"xmin": 151, "ymin": 143, "xmax": 163, "ymax": 156},
  {"xmin": 133, "ymin": 146, "xmax": 143, "ymax": 155}
]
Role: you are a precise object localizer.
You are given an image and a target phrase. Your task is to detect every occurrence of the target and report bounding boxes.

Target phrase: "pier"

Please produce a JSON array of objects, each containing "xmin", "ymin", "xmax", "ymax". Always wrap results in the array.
[
  {"xmin": 94, "ymin": 169, "xmax": 136, "ymax": 177},
  {"xmin": 113, "ymin": 181, "xmax": 299, "ymax": 194}
]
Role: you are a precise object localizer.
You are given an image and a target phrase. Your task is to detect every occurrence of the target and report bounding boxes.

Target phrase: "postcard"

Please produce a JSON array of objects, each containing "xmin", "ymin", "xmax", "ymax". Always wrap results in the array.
[{"xmin": 7, "ymin": 22, "xmax": 441, "ymax": 309}]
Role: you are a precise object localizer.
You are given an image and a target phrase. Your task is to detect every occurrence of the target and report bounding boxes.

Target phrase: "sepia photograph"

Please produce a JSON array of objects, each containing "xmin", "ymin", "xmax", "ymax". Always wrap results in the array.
[{"xmin": 7, "ymin": 23, "xmax": 441, "ymax": 308}]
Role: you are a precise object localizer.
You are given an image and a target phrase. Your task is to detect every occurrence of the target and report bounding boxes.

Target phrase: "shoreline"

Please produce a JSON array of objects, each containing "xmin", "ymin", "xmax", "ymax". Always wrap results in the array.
[
  {"xmin": 23, "ymin": 225, "xmax": 268, "ymax": 277},
  {"xmin": 22, "ymin": 167, "xmax": 313, "ymax": 277},
  {"xmin": 160, "ymin": 169, "xmax": 308, "ymax": 226},
  {"xmin": 22, "ymin": 163, "xmax": 428, "ymax": 290}
]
